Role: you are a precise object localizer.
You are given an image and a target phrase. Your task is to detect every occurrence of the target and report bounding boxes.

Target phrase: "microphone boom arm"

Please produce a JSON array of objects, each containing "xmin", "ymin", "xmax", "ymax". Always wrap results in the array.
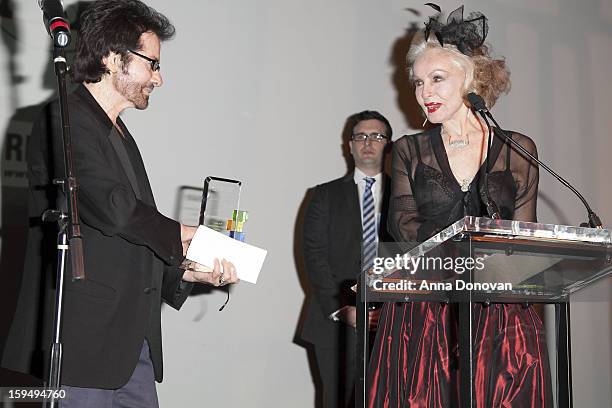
[{"xmin": 482, "ymin": 110, "xmax": 603, "ymax": 228}]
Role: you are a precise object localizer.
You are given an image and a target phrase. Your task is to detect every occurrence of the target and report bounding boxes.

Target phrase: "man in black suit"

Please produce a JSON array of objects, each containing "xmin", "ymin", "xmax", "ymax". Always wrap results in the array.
[
  {"xmin": 1, "ymin": 1, "xmax": 237, "ymax": 406},
  {"xmin": 301, "ymin": 110, "xmax": 393, "ymax": 408}
]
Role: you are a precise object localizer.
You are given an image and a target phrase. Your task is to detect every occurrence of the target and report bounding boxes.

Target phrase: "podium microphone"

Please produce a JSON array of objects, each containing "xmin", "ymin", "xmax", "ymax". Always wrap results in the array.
[
  {"xmin": 467, "ymin": 92, "xmax": 603, "ymax": 228},
  {"xmin": 468, "ymin": 94, "xmax": 501, "ymax": 219},
  {"xmin": 38, "ymin": 0, "xmax": 71, "ymax": 48}
]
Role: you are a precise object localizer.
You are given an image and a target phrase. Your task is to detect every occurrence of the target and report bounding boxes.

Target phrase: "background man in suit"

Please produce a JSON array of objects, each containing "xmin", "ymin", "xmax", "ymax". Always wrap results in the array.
[
  {"xmin": 301, "ymin": 110, "xmax": 393, "ymax": 408},
  {"xmin": 1, "ymin": 1, "xmax": 237, "ymax": 407}
]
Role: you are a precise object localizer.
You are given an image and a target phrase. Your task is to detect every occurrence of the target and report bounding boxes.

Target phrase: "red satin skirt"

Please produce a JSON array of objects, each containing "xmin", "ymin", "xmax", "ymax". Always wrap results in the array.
[{"xmin": 367, "ymin": 302, "xmax": 553, "ymax": 407}]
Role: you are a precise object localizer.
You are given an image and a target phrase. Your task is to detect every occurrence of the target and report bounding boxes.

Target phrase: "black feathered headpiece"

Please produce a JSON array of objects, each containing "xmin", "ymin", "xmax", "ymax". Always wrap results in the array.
[{"xmin": 423, "ymin": 4, "xmax": 488, "ymax": 56}]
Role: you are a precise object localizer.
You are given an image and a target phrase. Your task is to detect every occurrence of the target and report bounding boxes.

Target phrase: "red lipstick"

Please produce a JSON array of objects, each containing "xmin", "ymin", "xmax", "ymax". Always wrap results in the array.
[{"xmin": 424, "ymin": 102, "xmax": 442, "ymax": 113}]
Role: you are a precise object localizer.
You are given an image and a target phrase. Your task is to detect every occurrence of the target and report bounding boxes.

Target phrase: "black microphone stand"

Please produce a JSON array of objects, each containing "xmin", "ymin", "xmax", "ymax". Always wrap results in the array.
[
  {"xmin": 43, "ymin": 39, "xmax": 85, "ymax": 408},
  {"xmin": 479, "ymin": 111, "xmax": 501, "ymax": 219},
  {"xmin": 484, "ymin": 114, "xmax": 602, "ymax": 228},
  {"xmin": 468, "ymin": 93, "xmax": 603, "ymax": 228}
]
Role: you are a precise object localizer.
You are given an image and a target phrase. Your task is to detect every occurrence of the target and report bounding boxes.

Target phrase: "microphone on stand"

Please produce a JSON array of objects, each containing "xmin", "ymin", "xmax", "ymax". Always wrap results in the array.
[
  {"xmin": 478, "ymin": 111, "xmax": 501, "ymax": 219},
  {"xmin": 38, "ymin": 0, "xmax": 71, "ymax": 48},
  {"xmin": 467, "ymin": 93, "xmax": 501, "ymax": 219},
  {"xmin": 467, "ymin": 92, "xmax": 603, "ymax": 228}
]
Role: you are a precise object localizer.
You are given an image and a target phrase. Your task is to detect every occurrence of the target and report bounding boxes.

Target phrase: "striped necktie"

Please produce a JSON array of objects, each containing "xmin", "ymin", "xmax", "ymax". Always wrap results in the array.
[{"xmin": 362, "ymin": 177, "xmax": 377, "ymax": 272}]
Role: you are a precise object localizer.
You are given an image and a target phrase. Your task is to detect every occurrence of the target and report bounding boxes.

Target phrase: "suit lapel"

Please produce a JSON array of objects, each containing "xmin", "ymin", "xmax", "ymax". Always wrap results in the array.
[
  {"xmin": 107, "ymin": 127, "xmax": 143, "ymax": 201},
  {"xmin": 340, "ymin": 173, "xmax": 362, "ymax": 234},
  {"xmin": 116, "ymin": 119, "xmax": 157, "ymax": 207},
  {"xmin": 379, "ymin": 175, "xmax": 391, "ymax": 240},
  {"xmin": 75, "ymin": 85, "xmax": 157, "ymax": 208}
]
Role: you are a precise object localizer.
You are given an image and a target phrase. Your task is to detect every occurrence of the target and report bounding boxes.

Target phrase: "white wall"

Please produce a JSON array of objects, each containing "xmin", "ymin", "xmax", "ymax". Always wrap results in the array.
[{"xmin": 0, "ymin": 0, "xmax": 610, "ymax": 406}]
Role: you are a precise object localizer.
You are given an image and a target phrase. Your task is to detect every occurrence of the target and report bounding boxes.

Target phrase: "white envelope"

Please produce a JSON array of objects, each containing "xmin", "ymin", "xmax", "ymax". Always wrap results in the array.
[{"xmin": 185, "ymin": 225, "xmax": 267, "ymax": 284}]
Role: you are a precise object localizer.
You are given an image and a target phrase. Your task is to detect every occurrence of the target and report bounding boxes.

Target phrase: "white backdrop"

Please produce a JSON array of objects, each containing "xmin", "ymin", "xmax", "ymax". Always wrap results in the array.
[{"xmin": 0, "ymin": 0, "xmax": 610, "ymax": 406}]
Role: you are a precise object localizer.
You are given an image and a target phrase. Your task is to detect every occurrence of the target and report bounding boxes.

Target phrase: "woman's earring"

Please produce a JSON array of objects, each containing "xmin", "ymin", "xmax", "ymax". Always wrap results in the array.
[{"xmin": 422, "ymin": 118, "xmax": 428, "ymax": 127}]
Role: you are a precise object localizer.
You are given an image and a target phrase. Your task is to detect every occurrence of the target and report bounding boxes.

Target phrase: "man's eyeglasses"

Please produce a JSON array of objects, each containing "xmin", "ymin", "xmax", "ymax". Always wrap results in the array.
[
  {"xmin": 128, "ymin": 49, "xmax": 160, "ymax": 71},
  {"xmin": 351, "ymin": 132, "xmax": 388, "ymax": 143}
]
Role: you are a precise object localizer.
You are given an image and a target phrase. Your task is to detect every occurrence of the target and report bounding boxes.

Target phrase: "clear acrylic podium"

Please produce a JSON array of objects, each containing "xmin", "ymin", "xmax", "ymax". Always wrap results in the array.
[{"xmin": 357, "ymin": 216, "xmax": 612, "ymax": 408}]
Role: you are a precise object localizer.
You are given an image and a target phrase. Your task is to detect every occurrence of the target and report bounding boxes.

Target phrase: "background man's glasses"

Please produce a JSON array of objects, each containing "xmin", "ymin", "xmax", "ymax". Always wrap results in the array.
[
  {"xmin": 351, "ymin": 133, "xmax": 388, "ymax": 143},
  {"xmin": 128, "ymin": 49, "xmax": 160, "ymax": 71}
]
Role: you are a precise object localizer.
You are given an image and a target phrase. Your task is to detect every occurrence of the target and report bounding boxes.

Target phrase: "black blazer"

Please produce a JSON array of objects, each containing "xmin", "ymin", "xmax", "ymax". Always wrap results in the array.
[
  {"xmin": 301, "ymin": 173, "xmax": 391, "ymax": 347},
  {"xmin": 5, "ymin": 85, "xmax": 192, "ymax": 389}
]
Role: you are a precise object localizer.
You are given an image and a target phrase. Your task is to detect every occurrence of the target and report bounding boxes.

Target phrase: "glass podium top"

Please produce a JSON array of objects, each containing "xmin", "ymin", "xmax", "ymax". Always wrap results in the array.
[{"xmin": 364, "ymin": 217, "xmax": 612, "ymax": 303}]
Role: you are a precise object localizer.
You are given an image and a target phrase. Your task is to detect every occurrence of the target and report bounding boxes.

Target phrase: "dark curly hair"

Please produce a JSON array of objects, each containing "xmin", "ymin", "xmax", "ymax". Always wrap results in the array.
[{"xmin": 72, "ymin": 0, "xmax": 175, "ymax": 83}]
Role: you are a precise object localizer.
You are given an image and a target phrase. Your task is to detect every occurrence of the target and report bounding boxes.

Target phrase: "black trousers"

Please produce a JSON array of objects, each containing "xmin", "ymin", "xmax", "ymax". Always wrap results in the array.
[{"xmin": 313, "ymin": 327, "xmax": 356, "ymax": 408}]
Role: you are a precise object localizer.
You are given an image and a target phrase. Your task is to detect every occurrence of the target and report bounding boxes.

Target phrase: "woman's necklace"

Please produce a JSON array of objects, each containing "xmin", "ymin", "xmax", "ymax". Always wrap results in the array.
[
  {"xmin": 442, "ymin": 126, "xmax": 472, "ymax": 191},
  {"xmin": 450, "ymin": 139, "xmax": 469, "ymax": 148},
  {"xmin": 442, "ymin": 127, "xmax": 469, "ymax": 148}
]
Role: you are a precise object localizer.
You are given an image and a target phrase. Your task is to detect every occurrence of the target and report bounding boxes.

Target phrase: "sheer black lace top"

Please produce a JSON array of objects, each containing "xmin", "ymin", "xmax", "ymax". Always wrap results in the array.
[{"xmin": 388, "ymin": 126, "xmax": 539, "ymax": 243}]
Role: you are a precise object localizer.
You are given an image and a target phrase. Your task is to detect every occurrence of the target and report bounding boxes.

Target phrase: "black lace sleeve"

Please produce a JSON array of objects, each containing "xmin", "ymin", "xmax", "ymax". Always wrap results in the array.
[
  {"xmin": 387, "ymin": 135, "xmax": 444, "ymax": 243},
  {"xmin": 508, "ymin": 132, "xmax": 539, "ymax": 222}
]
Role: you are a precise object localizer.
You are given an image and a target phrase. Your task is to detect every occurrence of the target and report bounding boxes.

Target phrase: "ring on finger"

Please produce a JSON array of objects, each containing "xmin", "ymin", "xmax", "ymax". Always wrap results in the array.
[{"xmin": 219, "ymin": 275, "xmax": 225, "ymax": 285}]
